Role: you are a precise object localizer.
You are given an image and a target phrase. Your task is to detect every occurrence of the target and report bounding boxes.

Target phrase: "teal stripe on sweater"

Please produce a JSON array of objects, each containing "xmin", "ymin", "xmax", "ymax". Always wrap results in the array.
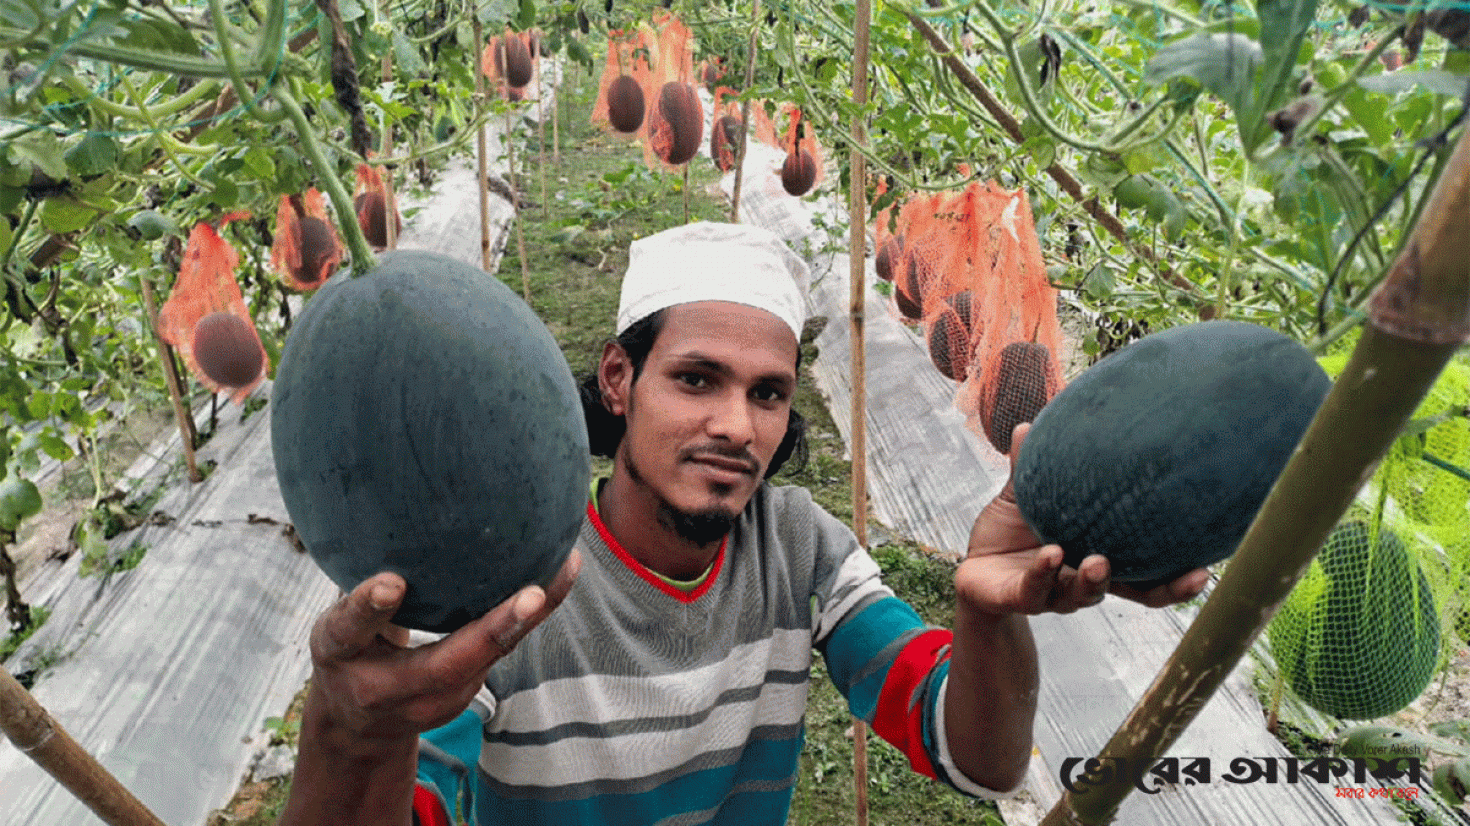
[
  {"xmin": 819, "ymin": 596, "xmax": 929, "ymax": 721},
  {"xmin": 473, "ymin": 729, "xmax": 804, "ymax": 825}
]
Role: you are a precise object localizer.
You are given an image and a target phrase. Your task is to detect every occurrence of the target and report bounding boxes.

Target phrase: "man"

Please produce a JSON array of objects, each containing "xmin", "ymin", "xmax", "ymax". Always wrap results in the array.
[{"xmin": 277, "ymin": 222, "xmax": 1208, "ymax": 825}]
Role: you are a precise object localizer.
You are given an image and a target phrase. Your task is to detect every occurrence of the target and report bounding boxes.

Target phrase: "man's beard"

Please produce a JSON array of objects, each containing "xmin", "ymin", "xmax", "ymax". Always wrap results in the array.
[{"xmin": 626, "ymin": 448, "xmax": 739, "ymax": 545}]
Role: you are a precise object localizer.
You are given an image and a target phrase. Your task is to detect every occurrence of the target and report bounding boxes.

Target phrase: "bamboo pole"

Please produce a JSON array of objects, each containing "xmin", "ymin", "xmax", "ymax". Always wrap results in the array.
[
  {"xmin": 474, "ymin": 17, "xmax": 492, "ymax": 271},
  {"xmin": 506, "ymin": 88, "xmax": 532, "ymax": 302},
  {"xmin": 0, "ymin": 669, "xmax": 168, "ymax": 826},
  {"xmin": 139, "ymin": 275, "xmax": 201, "ymax": 483},
  {"xmin": 1039, "ymin": 118, "xmax": 1470, "ymax": 826},
  {"xmin": 536, "ymin": 36, "xmax": 548, "ymax": 219},
  {"xmin": 378, "ymin": 0, "xmax": 397, "ymax": 250},
  {"xmin": 728, "ymin": 0, "xmax": 761, "ymax": 223},
  {"xmin": 850, "ymin": 1, "xmax": 873, "ymax": 823}
]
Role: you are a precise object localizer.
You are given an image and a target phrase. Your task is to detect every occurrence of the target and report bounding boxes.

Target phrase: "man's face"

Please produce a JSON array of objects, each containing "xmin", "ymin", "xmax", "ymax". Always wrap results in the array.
[{"xmin": 607, "ymin": 301, "xmax": 798, "ymax": 536}]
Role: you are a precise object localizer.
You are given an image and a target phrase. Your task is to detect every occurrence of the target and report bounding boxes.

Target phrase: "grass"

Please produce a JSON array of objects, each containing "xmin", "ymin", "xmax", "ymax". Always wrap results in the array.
[{"xmin": 219, "ymin": 61, "xmax": 1001, "ymax": 825}]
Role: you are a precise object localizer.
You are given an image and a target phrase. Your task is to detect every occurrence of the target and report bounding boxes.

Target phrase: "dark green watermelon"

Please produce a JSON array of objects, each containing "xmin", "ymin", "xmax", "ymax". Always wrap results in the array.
[
  {"xmin": 271, "ymin": 250, "xmax": 590, "ymax": 632},
  {"xmin": 1271, "ymin": 521, "xmax": 1440, "ymax": 720},
  {"xmin": 1013, "ymin": 320, "xmax": 1330, "ymax": 582}
]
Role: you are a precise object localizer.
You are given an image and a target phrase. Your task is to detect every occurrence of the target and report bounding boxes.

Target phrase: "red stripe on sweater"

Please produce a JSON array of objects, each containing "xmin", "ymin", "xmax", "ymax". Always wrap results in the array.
[
  {"xmin": 412, "ymin": 782, "xmax": 452, "ymax": 826},
  {"xmin": 870, "ymin": 628, "xmax": 954, "ymax": 779}
]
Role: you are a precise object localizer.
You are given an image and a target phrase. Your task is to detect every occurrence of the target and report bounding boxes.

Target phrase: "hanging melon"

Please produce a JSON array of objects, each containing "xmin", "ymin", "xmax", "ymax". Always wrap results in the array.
[
  {"xmin": 606, "ymin": 75, "xmax": 645, "ymax": 134},
  {"xmin": 1270, "ymin": 520, "xmax": 1441, "ymax": 720},
  {"xmin": 1014, "ymin": 320, "xmax": 1331, "ymax": 582},
  {"xmin": 648, "ymin": 82, "xmax": 703, "ymax": 166},
  {"xmin": 271, "ymin": 251, "xmax": 590, "ymax": 632}
]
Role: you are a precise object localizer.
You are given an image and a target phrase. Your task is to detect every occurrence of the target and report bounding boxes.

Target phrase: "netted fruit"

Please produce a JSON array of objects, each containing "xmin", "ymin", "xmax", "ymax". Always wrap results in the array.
[
  {"xmin": 648, "ymin": 81, "xmax": 703, "ymax": 166},
  {"xmin": 781, "ymin": 148, "xmax": 817, "ymax": 196},
  {"xmin": 607, "ymin": 75, "xmax": 646, "ymax": 133},
  {"xmin": 193, "ymin": 312, "xmax": 264, "ymax": 388},
  {"xmin": 980, "ymin": 342, "xmax": 1057, "ymax": 455}
]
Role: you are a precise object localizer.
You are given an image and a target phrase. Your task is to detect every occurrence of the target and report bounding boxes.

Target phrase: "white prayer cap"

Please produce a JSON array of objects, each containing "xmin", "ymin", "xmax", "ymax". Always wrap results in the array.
[{"xmin": 616, "ymin": 221, "xmax": 809, "ymax": 341}]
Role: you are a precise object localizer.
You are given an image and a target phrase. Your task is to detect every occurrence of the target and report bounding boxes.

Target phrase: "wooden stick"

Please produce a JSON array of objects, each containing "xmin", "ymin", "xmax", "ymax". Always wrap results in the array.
[
  {"xmin": 729, "ymin": 0, "xmax": 761, "ymax": 223},
  {"xmin": 552, "ymin": 54, "xmax": 561, "ymax": 163},
  {"xmin": 139, "ymin": 275, "xmax": 201, "ymax": 483},
  {"xmin": 0, "ymin": 668, "xmax": 168, "ymax": 826},
  {"xmin": 536, "ymin": 41, "xmax": 548, "ymax": 219},
  {"xmin": 849, "ymin": 2, "xmax": 873, "ymax": 823},
  {"xmin": 474, "ymin": 19, "xmax": 492, "ymax": 272},
  {"xmin": 378, "ymin": 0, "xmax": 397, "ymax": 250},
  {"xmin": 506, "ymin": 91, "xmax": 532, "ymax": 302}
]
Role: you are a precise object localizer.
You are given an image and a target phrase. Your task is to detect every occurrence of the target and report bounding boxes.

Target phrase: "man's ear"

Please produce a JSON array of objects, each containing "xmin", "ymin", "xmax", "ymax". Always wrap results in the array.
[{"xmin": 598, "ymin": 340, "xmax": 633, "ymax": 416}]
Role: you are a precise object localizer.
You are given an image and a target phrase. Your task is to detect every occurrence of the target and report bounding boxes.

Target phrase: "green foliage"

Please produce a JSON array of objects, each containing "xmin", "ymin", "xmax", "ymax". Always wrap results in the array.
[{"xmin": 0, "ymin": 604, "xmax": 51, "ymax": 661}]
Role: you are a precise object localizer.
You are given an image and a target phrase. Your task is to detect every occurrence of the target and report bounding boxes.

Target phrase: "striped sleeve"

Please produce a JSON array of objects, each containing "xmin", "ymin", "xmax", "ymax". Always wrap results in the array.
[{"xmin": 807, "ymin": 508, "xmax": 1017, "ymax": 799}]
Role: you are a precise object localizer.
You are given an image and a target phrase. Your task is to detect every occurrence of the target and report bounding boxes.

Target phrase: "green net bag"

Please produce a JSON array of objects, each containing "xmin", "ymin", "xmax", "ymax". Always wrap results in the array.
[{"xmin": 1266, "ymin": 330, "xmax": 1468, "ymax": 721}]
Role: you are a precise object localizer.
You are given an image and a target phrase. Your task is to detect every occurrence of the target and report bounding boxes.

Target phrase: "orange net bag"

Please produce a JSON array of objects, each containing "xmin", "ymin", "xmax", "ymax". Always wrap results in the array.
[
  {"xmin": 157, "ymin": 213, "xmax": 267, "ymax": 404},
  {"xmin": 354, "ymin": 162, "xmax": 400, "ymax": 251},
  {"xmin": 639, "ymin": 12, "xmax": 701, "ymax": 170},
  {"xmin": 708, "ymin": 89, "xmax": 744, "ymax": 173},
  {"xmin": 481, "ymin": 27, "xmax": 535, "ymax": 89},
  {"xmin": 592, "ymin": 13, "xmax": 701, "ymax": 170},
  {"xmin": 591, "ymin": 27, "xmax": 655, "ymax": 135},
  {"xmin": 879, "ymin": 180, "xmax": 1065, "ymax": 455},
  {"xmin": 270, "ymin": 189, "xmax": 341, "ymax": 291},
  {"xmin": 778, "ymin": 106, "xmax": 823, "ymax": 197}
]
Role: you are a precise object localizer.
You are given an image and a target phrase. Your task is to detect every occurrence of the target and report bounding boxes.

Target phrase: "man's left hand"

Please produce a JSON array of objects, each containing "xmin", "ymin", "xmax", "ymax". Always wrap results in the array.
[{"xmin": 958, "ymin": 423, "xmax": 1209, "ymax": 618}]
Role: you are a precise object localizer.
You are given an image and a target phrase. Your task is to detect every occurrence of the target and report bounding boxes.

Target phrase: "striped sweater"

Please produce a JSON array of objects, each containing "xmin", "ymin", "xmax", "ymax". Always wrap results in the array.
[{"xmin": 415, "ymin": 483, "xmax": 1007, "ymax": 824}]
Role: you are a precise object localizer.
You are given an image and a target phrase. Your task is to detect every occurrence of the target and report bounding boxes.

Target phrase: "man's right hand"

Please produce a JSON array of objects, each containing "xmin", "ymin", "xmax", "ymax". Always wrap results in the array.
[
  {"xmin": 306, "ymin": 549, "xmax": 581, "ymax": 747},
  {"xmin": 277, "ymin": 551, "xmax": 581, "ymax": 825}
]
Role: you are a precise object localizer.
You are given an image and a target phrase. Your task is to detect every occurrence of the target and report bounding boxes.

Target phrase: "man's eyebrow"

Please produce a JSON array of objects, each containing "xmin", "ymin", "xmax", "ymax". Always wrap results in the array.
[{"xmin": 670, "ymin": 352, "xmax": 796, "ymax": 386}]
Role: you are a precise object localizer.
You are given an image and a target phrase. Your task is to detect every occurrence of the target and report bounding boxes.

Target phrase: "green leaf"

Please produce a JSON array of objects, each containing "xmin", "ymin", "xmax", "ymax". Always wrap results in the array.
[
  {"xmin": 64, "ymin": 133, "xmax": 119, "ymax": 177},
  {"xmin": 1434, "ymin": 759, "xmax": 1470, "ymax": 805},
  {"xmin": 127, "ymin": 209, "xmax": 178, "ymax": 240},
  {"xmin": 242, "ymin": 146, "xmax": 275, "ymax": 180},
  {"xmin": 0, "ymin": 473, "xmax": 41, "ymax": 532},
  {"xmin": 38, "ymin": 196, "xmax": 99, "ymax": 234},
  {"xmin": 516, "ymin": 0, "xmax": 536, "ymax": 31},
  {"xmin": 1358, "ymin": 70, "xmax": 1470, "ymax": 98},
  {"xmin": 565, "ymin": 37, "xmax": 592, "ymax": 70},
  {"xmin": 7, "ymin": 131, "xmax": 69, "ymax": 182},
  {"xmin": 337, "ymin": 0, "xmax": 365, "ymax": 22},
  {"xmin": 37, "ymin": 432, "xmax": 72, "ymax": 462},
  {"xmin": 1145, "ymin": 33, "xmax": 1260, "ymax": 117},
  {"xmin": 392, "ymin": 31, "xmax": 427, "ymax": 77}
]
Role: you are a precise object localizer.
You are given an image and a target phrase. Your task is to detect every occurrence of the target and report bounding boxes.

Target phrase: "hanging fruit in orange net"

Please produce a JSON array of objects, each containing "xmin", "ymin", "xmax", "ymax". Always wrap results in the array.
[
  {"xmin": 878, "ymin": 180, "xmax": 1065, "ymax": 455},
  {"xmin": 779, "ymin": 108, "xmax": 822, "ymax": 197},
  {"xmin": 639, "ymin": 13, "xmax": 702, "ymax": 170},
  {"xmin": 699, "ymin": 56, "xmax": 727, "ymax": 91},
  {"xmin": 593, "ymin": 27, "xmax": 655, "ymax": 135},
  {"xmin": 157, "ymin": 213, "xmax": 267, "ymax": 403},
  {"xmin": 482, "ymin": 27, "xmax": 534, "ymax": 89},
  {"xmin": 708, "ymin": 90, "xmax": 744, "ymax": 173},
  {"xmin": 354, "ymin": 162, "xmax": 400, "ymax": 250},
  {"xmin": 270, "ymin": 189, "xmax": 341, "ymax": 291}
]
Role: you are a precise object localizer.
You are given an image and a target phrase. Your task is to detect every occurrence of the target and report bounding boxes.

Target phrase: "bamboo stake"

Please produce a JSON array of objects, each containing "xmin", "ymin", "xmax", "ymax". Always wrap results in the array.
[
  {"xmin": 552, "ymin": 53, "xmax": 561, "ymax": 163},
  {"xmin": 505, "ymin": 89, "xmax": 532, "ymax": 302},
  {"xmin": 378, "ymin": 0, "xmax": 397, "ymax": 250},
  {"xmin": 139, "ymin": 275, "xmax": 201, "ymax": 483},
  {"xmin": 474, "ymin": 17, "xmax": 492, "ymax": 271},
  {"xmin": 0, "ymin": 669, "xmax": 168, "ymax": 826},
  {"xmin": 536, "ymin": 38, "xmax": 548, "ymax": 219},
  {"xmin": 728, "ymin": 0, "xmax": 761, "ymax": 223},
  {"xmin": 850, "ymin": 1, "xmax": 873, "ymax": 823},
  {"xmin": 1039, "ymin": 120, "xmax": 1470, "ymax": 826}
]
